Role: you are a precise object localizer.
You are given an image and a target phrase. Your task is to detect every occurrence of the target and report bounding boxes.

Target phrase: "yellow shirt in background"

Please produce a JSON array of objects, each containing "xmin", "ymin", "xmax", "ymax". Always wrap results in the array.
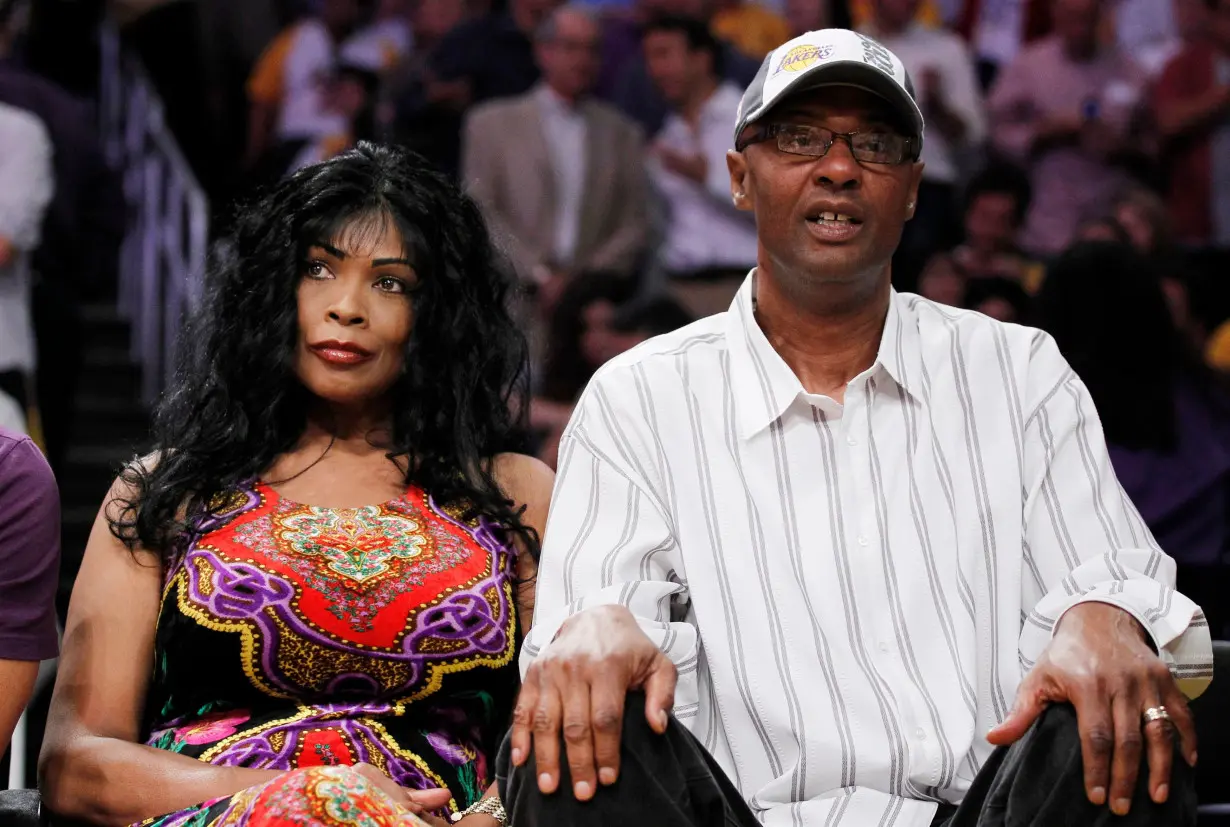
[{"xmin": 711, "ymin": 4, "xmax": 793, "ymax": 59}]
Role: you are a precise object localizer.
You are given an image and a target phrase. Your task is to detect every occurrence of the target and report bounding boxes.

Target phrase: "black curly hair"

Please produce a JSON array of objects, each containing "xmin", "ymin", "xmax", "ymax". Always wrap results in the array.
[{"xmin": 110, "ymin": 142, "xmax": 536, "ymax": 562}]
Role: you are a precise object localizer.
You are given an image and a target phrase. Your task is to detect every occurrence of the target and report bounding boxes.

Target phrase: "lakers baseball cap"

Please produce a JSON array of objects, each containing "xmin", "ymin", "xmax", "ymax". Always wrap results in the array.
[{"xmin": 734, "ymin": 28, "xmax": 924, "ymax": 152}]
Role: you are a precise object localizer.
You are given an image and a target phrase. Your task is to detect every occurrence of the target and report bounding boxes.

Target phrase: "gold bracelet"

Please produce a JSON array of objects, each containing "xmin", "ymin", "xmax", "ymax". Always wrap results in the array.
[{"xmin": 450, "ymin": 795, "xmax": 507, "ymax": 824}]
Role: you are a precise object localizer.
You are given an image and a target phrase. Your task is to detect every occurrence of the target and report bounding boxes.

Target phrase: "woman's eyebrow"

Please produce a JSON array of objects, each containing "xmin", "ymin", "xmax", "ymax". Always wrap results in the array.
[{"xmin": 371, "ymin": 257, "xmax": 414, "ymax": 267}]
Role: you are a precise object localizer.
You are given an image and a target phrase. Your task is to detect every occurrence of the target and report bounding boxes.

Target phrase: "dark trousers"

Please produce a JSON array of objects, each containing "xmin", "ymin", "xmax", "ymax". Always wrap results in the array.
[{"xmin": 497, "ymin": 695, "xmax": 1195, "ymax": 827}]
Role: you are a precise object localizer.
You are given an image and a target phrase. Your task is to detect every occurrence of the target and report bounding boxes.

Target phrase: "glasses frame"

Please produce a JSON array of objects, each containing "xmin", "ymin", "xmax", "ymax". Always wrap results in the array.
[{"xmin": 736, "ymin": 122, "xmax": 919, "ymax": 166}]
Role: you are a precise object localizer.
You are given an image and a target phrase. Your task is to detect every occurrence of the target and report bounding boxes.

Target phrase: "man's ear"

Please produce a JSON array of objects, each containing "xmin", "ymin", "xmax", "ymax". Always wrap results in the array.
[
  {"xmin": 905, "ymin": 160, "xmax": 925, "ymax": 220},
  {"xmin": 727, "ymin": 150, "xmax": 752, "ymax": 212}
]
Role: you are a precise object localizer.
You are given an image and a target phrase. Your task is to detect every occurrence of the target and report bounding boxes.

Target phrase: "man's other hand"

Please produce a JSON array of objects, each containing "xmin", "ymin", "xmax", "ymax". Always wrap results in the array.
[
  {"xmin": 987, "ymin": 602, "xmax": 1196, "ymax": 816},
  {"xmin": 509, "ymin": 605, "xmax": 677, "ymax": 802}
]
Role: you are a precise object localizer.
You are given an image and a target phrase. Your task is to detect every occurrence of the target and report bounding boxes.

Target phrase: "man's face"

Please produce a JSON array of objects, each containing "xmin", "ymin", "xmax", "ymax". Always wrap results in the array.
[
  {"xmin": 644, "ymin": 30, "xmax": 707, "ymax": 104},
  {"xmin": 1052, "ymin": 0, "xmax": 1101, "ymax": 56},
  {"xmin": 537, "ymin": 11, "xmax": 601, "ymax": 98},
  {"xmin": 727, "ymin": 86, "xmax": 923, "ymax": 291}
]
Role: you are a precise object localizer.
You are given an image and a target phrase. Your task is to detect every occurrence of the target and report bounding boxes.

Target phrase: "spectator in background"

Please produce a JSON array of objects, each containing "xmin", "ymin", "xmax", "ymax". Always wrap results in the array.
[
  {"xmin": 964, "ymin": 273, "xmax": 1031, "ymax": 322},
  {"xmin": 917, "ymin": 251, "xmax": 968, "ymax": 305},
  {"xmin": 607, "ymin": 0, "xmax": 760, "ymax": 135},
  {"xmin": 1075, "ymin": 214, "xmax": 1132, "ymax": 244},
  {"xmin": 534, "ymin": 285, "xmax": 695, "ymax": 468},
  {"xmin": 245, "ymin": 0, "xmax": 363, "ymax": 182},
  {"xmin": 0, "ymin": 424, "xmax": 61, "ymax": 757},
  {"xmin": 949, "ymin": 162, "xmax": 1044, "ymax": 291},
  {"xmin": 463, "ymin": 5, "xmax": 649, "ymax": 301},
  {"xmin": 988, "ymin": 0, "xmax": 1149, "ymax": 258},
  {"xmin": 864, "ymin": 0, "xmax": 986, "ymax": 273},
  {"xmin": 1153, "ymin": 0, "xmax": 1230, "ymax": 249},
  {"xmin": 342, "ymin": 0, "xmax": 413, "ymax": 73},
  {"xmin": 1035, "ymin": 240, "xmax": 1230, "ymax": 637},
  {"xmin": 431, "ymin": 0, "xmax": 563, "ymax": 109},
  {"xmin": 784, "ymin": 0, "xmax": 853, "ymax": 35},
  {"xmin": 645, "ymin": 15, "xmax": 757, "ymax": 318},
  {"xmin": 711, "ymin": 0, "xmax": 792, "ymax": 58},
  {"xmin": 532, "ymin": 272, "xmax": 640, "ymax": 467},
  {"xmin": 387, "ymin": 0, "xmax": 475, "ymax": 177},
  {"xmin": 0, "ymin": 0, "xmax": 124, "ymax": 472},
  {"xmin": 0, "ymin": 101, "xmax": 52, "ymax": 428},
  {"xmin": 288, "ymin": 56, "xmax": 381, "ymax": 171}
]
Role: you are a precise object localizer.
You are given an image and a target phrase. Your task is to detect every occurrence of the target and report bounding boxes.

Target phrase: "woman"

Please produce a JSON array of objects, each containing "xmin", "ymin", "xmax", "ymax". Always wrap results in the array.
[
  {"xmin": 39, "ymin": 144, "xmax": 553, "ymax": 827},
  {"xmin": 1034, "ymin": 241, "xmax": 1230, "ymax": 637}
]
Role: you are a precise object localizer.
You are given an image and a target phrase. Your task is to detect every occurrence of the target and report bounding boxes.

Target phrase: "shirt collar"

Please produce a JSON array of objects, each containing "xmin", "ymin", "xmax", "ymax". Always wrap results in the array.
[
  {"xmin": 725, "ymin": 274, "xmax": 923, "ymax": 441},
  {"xmin": 535, "ymin": 83, "xmax": 584, "ymax": 117}
]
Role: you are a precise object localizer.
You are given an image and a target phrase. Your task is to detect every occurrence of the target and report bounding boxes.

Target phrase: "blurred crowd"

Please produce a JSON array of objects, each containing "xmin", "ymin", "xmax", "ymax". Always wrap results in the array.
[{"xmin": 0, "ymin": 0, "xmax": 1229, "ymax": 621}]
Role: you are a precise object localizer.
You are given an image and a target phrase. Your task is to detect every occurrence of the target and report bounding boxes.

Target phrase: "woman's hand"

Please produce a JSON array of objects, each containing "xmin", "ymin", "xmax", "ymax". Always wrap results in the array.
[{"xmin": 350, "ymin": 763, "xmax": 452, "ymax": 816}]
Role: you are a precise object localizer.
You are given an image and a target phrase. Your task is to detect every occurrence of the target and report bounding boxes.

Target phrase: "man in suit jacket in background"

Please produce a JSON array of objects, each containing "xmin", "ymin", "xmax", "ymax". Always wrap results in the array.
[{"xmin": 462, "ymin": 3, "xmax": 649, "ymax": 301}]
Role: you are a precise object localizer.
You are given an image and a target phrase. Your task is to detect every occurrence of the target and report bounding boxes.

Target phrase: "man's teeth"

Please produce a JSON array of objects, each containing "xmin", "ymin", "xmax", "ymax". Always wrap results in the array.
[{"xmin": 815, "ymin": 212, "xmax": 853, "ymax": 222}]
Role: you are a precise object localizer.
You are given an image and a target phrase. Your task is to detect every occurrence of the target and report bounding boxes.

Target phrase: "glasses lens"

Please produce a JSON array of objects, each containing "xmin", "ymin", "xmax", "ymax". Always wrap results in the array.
[
  {"xmin": 851, "ymin": 132, "xmax": 907, "ymax": 164},
  {"xmin": 775, "ymin": 126, "xmax": 828, "ymax": 156}
]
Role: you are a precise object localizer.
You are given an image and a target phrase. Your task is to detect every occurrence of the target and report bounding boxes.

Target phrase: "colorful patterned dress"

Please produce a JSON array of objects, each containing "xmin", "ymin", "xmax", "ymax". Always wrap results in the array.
[{"xmin": 133, "ymin": 480, "xmax": 523, "ymax": 826}]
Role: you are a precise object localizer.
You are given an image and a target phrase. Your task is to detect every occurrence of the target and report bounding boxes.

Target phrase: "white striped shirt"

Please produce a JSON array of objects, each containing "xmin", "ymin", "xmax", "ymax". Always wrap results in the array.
[{"xmin": 523, "ymin": 275, "xmax": 1214, "ymax": 827}]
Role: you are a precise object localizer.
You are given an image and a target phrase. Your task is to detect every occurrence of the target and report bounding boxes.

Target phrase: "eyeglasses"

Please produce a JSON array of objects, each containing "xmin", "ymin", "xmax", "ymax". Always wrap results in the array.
[{"xmin": 736, "ymin": 123, "xmax": 918, "ymax": 166}]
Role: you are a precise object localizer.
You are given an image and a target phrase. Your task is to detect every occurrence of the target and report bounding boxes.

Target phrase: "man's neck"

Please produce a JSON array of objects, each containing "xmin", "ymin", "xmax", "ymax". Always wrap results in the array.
[
  {"xmin": 753, "ymin": 270, "xmax": 891, "ymax": 403},
  {"xmin": 681, "ymin": 76, "xmax": 720, "ymax": 127},
  {"xmin": 544, "ymin": 82, "xmax": 583, "ymax": 108}
]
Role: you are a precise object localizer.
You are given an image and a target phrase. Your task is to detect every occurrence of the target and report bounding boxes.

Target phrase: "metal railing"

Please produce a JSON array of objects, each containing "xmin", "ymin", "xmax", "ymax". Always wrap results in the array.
[{"xmin": 99, "ymin": 22, "xmax": 209, "ymax": 405}]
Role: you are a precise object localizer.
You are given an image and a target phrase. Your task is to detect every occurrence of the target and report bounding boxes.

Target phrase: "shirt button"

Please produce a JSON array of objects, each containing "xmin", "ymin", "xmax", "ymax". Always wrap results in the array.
[
  {"xmin": 878, "ymin": 641, "xmax": 891, "ymax": 654},
  {"xmin": 915, "ymin": 727, "xmax": 927, "ymax": 741},
  {"xmin": 857, "ymin": 535, "xmax": 869, "ymax": 547},
  {"xmin": 846, "ymin": 435, "xmax": 858, "ymax": 446}
]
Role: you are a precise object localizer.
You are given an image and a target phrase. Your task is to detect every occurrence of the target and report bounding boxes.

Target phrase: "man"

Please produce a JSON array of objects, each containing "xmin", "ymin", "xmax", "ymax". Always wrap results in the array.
[
  {"xmin": 1153, "ymin": 0, "xmax": 1230, "ymax": 248},
  {"xmin": 0, "ymin": 424, "xmax": 60, "ymax": 756},
  {"xmin": 463, "ymin": 5, "xmax": 649, "ymax": 290},
  {"xmin": 862, "ymin": 0, "xmax": 985, "ymax": 270},
  {"xmin": 0, "ymin": 100, "xmax": 52, "ymax": 427},
  {"xmin": 645, "ymin": 15, "xmax": 758, "ymax": 317},
  {"xmin": 987, "ymin": 0, "xmax": 1148, "ymax": 258},
  {"xmin": 607, "ymin": 0, "xmax": 762, "ymax": 135},
  {"xmin": 499, "ymin": 27, "xmax": 1210, "ymax": 827},
  {"xmin": 430, "ymin": 0, "xmax": 564, "ymax": 109}
]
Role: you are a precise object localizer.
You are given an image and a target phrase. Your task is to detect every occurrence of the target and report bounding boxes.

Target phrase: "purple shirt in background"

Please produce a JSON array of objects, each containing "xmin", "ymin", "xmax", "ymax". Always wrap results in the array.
[
  {"xmin": 0, "ymin": 426, "xmax": 60, "ymax": 661},
  {"xmin": 1109, "ymin": 384, "xmax": 1230, "ymax": 568}
]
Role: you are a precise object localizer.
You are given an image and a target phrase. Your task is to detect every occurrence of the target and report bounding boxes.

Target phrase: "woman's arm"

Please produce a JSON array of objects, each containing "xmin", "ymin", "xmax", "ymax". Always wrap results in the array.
[
  {"xmin": 39, "ymin": 477, "xmax": 282, "ymax": 826},
  {"xmin": 493, "ymin": 453, "xmax": 553, "ymax": 635}
]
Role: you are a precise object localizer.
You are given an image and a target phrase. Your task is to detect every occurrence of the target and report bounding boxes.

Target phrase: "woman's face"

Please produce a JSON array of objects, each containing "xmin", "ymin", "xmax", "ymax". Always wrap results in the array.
[{"xmin": 294, "ymin": 216, "xmax": 418, "ymax": 407}]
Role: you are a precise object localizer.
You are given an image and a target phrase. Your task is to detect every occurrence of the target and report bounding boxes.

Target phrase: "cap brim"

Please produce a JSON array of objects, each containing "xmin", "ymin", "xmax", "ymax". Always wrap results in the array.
[{"xmin": 737, "ymin": 60, "xmax": 924, "ymax": 151}]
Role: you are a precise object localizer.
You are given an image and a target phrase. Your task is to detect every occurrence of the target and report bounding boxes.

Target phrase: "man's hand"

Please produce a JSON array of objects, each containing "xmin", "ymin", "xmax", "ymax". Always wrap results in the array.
[
  {"xmin": 0, "ymin": 236, "xmax": 13, "ymax": 269},
  {"xmin": 987, "ymin": 602, "xmax": 1197, "ymax": 816},
  {"xmin": 510, "ymin": 605, "xmax": 677, "ymax": 801}
]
